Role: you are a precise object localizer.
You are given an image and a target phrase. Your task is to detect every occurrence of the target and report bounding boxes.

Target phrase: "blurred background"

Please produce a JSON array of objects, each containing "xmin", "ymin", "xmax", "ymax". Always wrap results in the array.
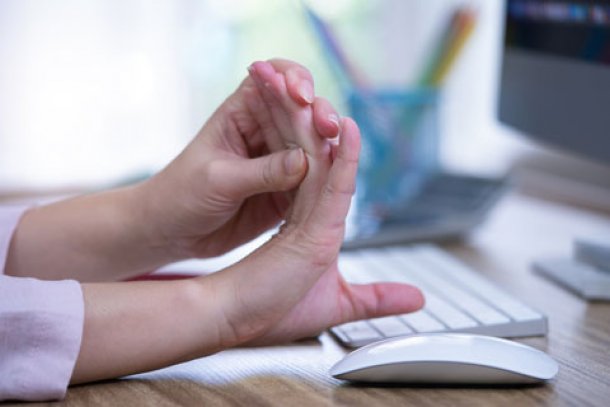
[{"xmin": 0, "ymin": 0, "xmax": 530, "ymax": 193}]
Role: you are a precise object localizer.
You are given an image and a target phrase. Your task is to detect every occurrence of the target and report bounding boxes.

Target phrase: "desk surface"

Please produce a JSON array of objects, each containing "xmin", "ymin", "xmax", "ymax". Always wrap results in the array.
[{"xmin": 11, "ymin": 191, "xmax": 610, "ymax": 406}]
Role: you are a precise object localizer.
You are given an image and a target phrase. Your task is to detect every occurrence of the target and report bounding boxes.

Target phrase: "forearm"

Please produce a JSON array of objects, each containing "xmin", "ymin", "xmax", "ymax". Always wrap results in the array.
[
  {"xmin": 4, "ymin": 183, "xmax": 178, "ymax": 282},
  {"xmin": 71, "ymin": 277, "xmax": 225, "ymax": 384}
]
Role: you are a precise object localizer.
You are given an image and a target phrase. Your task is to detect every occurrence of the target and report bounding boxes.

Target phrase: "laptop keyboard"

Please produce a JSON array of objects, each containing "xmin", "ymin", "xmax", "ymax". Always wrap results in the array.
[
  {"xmin": 331, "ymin": 244, "xmax": 547, "ymax": 347},
  {"xmin": 342, "ymin": 173, "xmax": 506, "ymax": 249}
]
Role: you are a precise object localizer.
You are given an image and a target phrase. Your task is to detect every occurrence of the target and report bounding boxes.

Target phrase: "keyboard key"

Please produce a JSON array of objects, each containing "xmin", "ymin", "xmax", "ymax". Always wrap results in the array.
[
  {"xmin": 492, "ymin": 300, "xmax": 542, "ymax": 322},
  {"xmin": 472, "ymin": 309, "xmax": 512, "ymax": 325},
  {"xmin": 400, "ymin": 311, "xmax": 445, "ymax": 333},
  {"xmin": 336, "ymin": 321, "xmax": 383, "ymax": 344},
  {"xmin": 369, "ymin": 316, "xmax": 413, "ymax": 338},
  {"xmin": 423, "ymin": 295, "xmax": 479, "ymax": 329}
]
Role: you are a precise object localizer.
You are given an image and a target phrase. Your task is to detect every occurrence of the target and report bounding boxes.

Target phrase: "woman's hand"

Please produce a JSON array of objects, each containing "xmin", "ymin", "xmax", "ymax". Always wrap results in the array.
[
  {"xmin": 199, "ymin": 64, "xmax": 425, "ymax": 348},
  {"xmin": 140, "ymin": 59, "xmax": 341, "ymax": 260}
]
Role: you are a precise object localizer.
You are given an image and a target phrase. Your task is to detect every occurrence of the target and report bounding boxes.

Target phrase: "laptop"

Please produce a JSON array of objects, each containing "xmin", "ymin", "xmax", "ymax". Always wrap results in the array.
[{"xmin": 342, "ymin": 172, "xmax": 506, "ymax": 250}]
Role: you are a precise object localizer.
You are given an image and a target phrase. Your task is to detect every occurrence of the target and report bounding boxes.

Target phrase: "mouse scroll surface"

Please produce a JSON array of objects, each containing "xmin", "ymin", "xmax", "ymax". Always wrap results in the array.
[{"xmin": 330, "ymin": 334, "xmax": 559, "ymax": 385}]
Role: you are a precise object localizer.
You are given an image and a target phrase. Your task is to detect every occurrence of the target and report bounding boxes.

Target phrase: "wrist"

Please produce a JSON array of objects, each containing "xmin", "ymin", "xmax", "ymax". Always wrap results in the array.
[
  {"xmin": 135, "ymin": 162, "xmax": 209, "ymax": 261},
  {"xmin": 120, "ymin": 180, "xmax": 185, "ymax": 267},
  {"xmin": 176, "ymin": 277, "xmax": 230, "ymax": 355},
  {"xmin": 190, "ymin": 272, "xmax": 249, "ymax": 351},
  {"xmin": 199, "ymin": 263, "xmax": 272, "ymax": 349},
  {"xmin": 201, "ymin": 238, "xmax": 315, "ymax": 348}
]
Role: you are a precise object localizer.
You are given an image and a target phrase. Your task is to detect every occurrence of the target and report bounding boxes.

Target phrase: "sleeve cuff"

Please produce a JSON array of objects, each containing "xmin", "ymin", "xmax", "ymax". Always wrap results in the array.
[{"xmin": 0, "ymin": 277, "xmax": 84, "ymax": 401}]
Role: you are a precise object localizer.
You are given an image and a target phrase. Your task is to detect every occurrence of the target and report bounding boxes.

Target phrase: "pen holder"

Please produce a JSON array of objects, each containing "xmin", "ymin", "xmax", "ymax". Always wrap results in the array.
[{"xmin": 347, "ymin": 88, "xmax": 440, "ymax": 233}]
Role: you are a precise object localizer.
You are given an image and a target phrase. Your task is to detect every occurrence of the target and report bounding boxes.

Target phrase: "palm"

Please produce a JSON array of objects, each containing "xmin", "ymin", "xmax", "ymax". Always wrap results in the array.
[{"xmin": 245, "ymin": 262, "xmax": 353, "ymax": 346}]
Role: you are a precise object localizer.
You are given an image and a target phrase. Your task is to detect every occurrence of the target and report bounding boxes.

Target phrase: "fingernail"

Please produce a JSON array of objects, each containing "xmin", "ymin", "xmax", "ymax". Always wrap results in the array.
[
  {"xmin": 247, "ymin": 63, "xmax": 256, "ymax": 74},
  {"xmin": 328, "ymin": 113, "xmax": 340, "ymax": 129},
  {"xmin": 298, "ymin": 81, "xmax": 314, "ymax": 104},
  {"xmin": 285, "ymin": 148, "xmax": 305, "ymax": 175}
]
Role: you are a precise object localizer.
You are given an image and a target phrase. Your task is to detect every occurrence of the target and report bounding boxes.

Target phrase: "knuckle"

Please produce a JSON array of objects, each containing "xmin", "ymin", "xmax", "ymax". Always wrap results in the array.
[
  {"xmin": 314, "ymin": 96, "xmax": 330, "ymax": 110},
  {"xmin": 338, "ymin": 151, "xmax": 360, "ymax": 167},
  {"xmin": 261, "ymin": 158, "xmax": 277, "ymax": 187},
  {"xmin": 200, "ymin": 160, "xmax": 222, "ymax": 190},
  {"xmin": 323, "ymin": 180, "xmax": 355, "ymax": 199},
  {"xmin": 296, "ymin": 66, "xmax": 314, "ymax": 82}
]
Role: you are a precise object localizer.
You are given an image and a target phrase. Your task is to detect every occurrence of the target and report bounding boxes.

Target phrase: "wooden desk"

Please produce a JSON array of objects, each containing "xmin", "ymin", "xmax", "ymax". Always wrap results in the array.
[{"xmin": 11, "ymin": 192, "xmax": 610, "ymax": 406}]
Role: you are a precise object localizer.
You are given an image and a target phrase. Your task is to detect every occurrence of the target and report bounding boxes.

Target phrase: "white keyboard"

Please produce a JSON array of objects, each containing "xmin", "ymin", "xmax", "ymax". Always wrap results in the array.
[{"xmin": 332, "ymin": 244, "xmax": 547, "ymax": 347}]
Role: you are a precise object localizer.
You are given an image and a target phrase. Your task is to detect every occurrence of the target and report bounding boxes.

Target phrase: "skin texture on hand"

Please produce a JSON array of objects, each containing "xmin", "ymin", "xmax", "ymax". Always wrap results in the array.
[
  {"xmin": 201, "ymin": 62, "xmax": 425, "ymax": 348},
  {"xmin": 139, "ymin": 59, "xmax": 343, "ymax": 260}
]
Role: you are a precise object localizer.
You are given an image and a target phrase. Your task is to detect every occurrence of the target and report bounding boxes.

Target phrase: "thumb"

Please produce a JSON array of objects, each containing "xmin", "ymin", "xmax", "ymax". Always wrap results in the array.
[
  {"xmin": 343, "ymin": 283, "xmax": 425, "ymax": 323},
  {"xmin": 221, "ymin": 148, "xmax": 307, "ymax": 199}
]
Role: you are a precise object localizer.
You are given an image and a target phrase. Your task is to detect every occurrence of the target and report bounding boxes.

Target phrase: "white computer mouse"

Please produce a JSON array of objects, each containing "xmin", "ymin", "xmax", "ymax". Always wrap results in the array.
[{"xmin": 330, "ymin": 333, "xmax": 559, "ymax": 384}]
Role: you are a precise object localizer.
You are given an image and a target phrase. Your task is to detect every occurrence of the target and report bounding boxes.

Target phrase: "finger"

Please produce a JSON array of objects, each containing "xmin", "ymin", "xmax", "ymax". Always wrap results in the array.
[
  {"xmin": 285, "ymin": 68, "xmax": 314, "ymax": 106},
  {"xmin": 249, "ymin": 61, "xmax": 325, "ymax": 156},
  {"xmin": 256, "ymin": 61, "xmax": 316, "ymax": 123},
  {"xmin": 330, "ymin": 142, "xmax": 339, "ymax": 162},
  {"xmin": 313, "ymin": 97, "xmax": 340, "ymax": 138},
  {"xmin": 248, "ymin": 61, "xmax": 331, "ymax": 224},
  {"xmin": 241, "ymin": 76, "xmax": 285, "ymax": 153},
  {"xmin": 266, "ymin": 58, "xmax": 314, "ymax": 83},
  {"xmin": 304, "ymin": 117, "xmax": 360, "ymax": 235},
  {"xmin": 248, "ymin": 61, "xmax": 297, "ymax": 148},
  {"xmin": 249, "ymin": 61, "xmax": 291, "ymax": 106},
  {"xmin": 217, "ymin": 148, "xmax": 307, "ymax": 199},
  {"xmin": 251, "ymin": 61, "xmax": 315, "ymax": 130},
  {"xmin": 267, "ymin": 58, "xmax": 315, "ymax": 106},
  {"xmin": 343, "ymin": 283, "xmax": 425, "ymax": 322}
]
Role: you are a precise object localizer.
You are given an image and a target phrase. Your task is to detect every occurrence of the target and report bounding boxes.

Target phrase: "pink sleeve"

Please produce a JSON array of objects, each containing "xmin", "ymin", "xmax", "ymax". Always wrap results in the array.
[{"xmin": 0, "ymin": 206, "xmax": 84, "ymax": 401}]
